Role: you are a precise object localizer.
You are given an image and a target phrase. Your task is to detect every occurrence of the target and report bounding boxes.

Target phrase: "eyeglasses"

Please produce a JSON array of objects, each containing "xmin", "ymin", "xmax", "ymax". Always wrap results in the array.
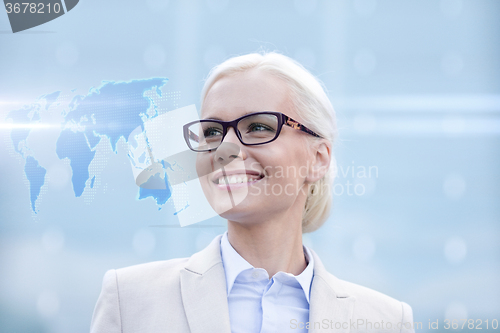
[{"xmin": 183, "ymin": 111, "xmax": 322, "ymax": 152}]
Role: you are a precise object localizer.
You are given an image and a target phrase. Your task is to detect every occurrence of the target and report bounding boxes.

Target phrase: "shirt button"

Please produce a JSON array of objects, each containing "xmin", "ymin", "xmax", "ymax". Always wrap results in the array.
[{"xmin": 251, "ymin": 271, "xmax": 260, "ymax": 279}]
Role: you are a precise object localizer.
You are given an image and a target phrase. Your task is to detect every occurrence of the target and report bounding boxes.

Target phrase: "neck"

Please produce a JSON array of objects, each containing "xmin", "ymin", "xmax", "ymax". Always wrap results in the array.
[{"xmin": 226, "ymin": 202, "xmax": 307, "ymax": 278}]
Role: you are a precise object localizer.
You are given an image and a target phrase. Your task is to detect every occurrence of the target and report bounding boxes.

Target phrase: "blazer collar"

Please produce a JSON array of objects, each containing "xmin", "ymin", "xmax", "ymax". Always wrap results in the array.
[
  {"xmin": 307, "ymin": 247, "xmax": 356, "ymax": 333},
  {"xmin": 180, "ymin": 234, "xmax": 231, "ymax": 333},
  {"xmin": 180, "ymin": 233, "xmax": 355, "ymax": 333}
]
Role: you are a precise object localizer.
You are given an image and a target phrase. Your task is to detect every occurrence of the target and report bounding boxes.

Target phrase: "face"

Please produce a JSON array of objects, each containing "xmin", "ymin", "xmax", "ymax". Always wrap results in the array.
[{"xmin": 196, "ymin": 69, "xmax": 317, "ymax": 226}]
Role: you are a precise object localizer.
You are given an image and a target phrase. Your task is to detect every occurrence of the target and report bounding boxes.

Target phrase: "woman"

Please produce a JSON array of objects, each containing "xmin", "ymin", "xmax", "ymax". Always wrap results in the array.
[{"xmin": 90, "ymin": 52, "xmax": 414, "ymax": 333}]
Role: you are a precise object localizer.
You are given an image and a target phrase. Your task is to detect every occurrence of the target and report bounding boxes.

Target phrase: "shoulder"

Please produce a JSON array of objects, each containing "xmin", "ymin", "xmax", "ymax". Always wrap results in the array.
[
  {"xmin": 91, "ymin": 258, "xmax": 194, "ymax": 332},
  {"xmin": 115, "ymin": 257, "xmax": 189, "ymax": 277},
  {"xmin": 318, "ymin": 271, "xmax": 414, "ymax": 331},
  {"xmin": 91, "ymin": 235, "xmax": 225, "ymax": 332},
  {"xmin": 105, "ymin": 232, "xmax": 224, "ymax": 295},
  {"xmin": 94, "ymin": 258, "xmax": 192, "ymax": 330},
  {"xmin": 111, "ymin": 257, "xmax": 189, "ymax": 290},
  {"xmin": 338, "ymin": 276, "xmax": 414, "ymax": 331},
  {"xmin": 96, "ymin": 257, "xmax": 191, "ymax": 305},
  {"xmin": 336, "ymin": 277, "xmax": 402, "ymax": 312},
  {"xmin": 309, "ymin": 246, "xmax": 413, "ymax": 326}
]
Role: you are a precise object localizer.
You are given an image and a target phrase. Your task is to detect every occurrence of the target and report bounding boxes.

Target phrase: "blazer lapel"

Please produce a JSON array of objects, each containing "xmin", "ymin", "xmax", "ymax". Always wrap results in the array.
[
  {"xmin": 308, "ymin": 248, "xmax": 356, "ymax": 333},
  {"xmin": 180, "ymin": 234, "xmax": 231, "ymax": 333}
]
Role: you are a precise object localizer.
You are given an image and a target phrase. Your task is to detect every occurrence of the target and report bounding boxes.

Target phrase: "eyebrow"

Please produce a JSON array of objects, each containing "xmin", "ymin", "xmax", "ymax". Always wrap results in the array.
[
  {"xmin": 201, "ymin": 110, "xmax": 259, "ymax": 121},
  {"xmin": 201, "ymin": 116, "xmax": 223, "ymax": 121}
]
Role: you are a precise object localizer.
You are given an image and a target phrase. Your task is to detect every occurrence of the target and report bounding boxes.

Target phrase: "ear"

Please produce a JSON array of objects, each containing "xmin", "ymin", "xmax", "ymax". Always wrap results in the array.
[{"xmin": 306, "ymin": 139, "xmax": 332, "ymax": 183}]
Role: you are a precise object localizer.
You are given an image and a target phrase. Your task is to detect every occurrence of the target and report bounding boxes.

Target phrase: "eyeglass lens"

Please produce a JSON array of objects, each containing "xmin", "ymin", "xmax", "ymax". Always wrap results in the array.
[{"xmin": 187, "ymin": 114, "xmax": 279, "ymax": 151}]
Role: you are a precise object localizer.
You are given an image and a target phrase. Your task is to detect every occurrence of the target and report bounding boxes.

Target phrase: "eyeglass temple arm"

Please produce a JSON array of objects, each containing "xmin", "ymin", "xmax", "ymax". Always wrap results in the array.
[
  {"xmin": 283, "ymin": 115, "xmax": 321, "ymax": 138},
  {"xmin": 188, "ymin": 129, "xmax": 199, "ymax": 143}
]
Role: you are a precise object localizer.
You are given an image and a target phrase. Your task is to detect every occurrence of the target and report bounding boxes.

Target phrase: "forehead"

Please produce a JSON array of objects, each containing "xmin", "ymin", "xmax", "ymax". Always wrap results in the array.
[{"xmin": 201, "ymin": 70, "xmax": 294, "ymax": 120}]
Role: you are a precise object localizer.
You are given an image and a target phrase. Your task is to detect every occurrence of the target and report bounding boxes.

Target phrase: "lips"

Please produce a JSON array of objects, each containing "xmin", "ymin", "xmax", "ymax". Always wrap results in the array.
[{"xmin": 211, "ymin": 169, "xmax": 264, "ymax": 185}]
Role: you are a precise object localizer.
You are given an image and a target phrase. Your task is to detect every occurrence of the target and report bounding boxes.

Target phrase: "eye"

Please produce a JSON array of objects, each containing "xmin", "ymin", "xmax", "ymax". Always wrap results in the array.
[
  {"xmin": 247, "ymin": 122, "xmax": 275, "ymax": 133},
  {"xmin": 203, "ymin": 127, "xmax": 223, "ymax": 137}
]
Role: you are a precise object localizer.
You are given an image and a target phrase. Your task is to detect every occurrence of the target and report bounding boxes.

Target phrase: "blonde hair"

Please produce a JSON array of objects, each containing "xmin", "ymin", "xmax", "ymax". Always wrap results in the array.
[{"xmin": 201, "ymin": 52, "xmax": 338, "ymax": 233}]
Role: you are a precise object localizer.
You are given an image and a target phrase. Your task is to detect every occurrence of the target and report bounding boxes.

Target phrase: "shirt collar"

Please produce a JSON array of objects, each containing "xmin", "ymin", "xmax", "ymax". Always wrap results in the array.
[{"xmin": 220, "ymin": 230, "xmax": 315, "ymax": 303}]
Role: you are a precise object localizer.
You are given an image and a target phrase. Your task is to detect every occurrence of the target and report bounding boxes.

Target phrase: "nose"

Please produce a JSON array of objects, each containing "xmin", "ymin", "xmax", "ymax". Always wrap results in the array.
[
  {"xmin": 213, "ymin": 128, "xmax": 244, "ymax": 168},
  {"xmin": 214, "ymin": 142, "xmax": 240, "ymax": 168}
]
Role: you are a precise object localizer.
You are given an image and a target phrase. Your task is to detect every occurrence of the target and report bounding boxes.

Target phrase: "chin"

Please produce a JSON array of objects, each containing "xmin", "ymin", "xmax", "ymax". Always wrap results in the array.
[
  {"xmin": 205, "ymin": 189, "xmax": 255, "ymax": 218},
  {"xmin": 218, "ymin": 206, "xmax": 266, "ymax": 227}
]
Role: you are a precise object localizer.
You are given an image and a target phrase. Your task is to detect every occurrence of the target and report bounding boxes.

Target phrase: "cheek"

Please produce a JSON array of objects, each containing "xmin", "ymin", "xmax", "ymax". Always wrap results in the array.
[
  {"xmin": 195, "ymin": 153, "xmax": 214, "ymax": 178},
  {"xmin": 264, "ymin": 144, "xmax": 309, "ymax": 183}
]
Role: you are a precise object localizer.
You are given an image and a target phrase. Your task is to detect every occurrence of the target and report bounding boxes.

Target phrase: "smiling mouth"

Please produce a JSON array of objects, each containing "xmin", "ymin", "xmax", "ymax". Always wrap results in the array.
[{"xmin": 214, "ymin": 174, "xmax": 264, "ymax": 185}]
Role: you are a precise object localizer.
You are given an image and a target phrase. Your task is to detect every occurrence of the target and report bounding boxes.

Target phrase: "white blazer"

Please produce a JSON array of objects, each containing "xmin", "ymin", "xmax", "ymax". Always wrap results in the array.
[{"xmin": 90, "ymin": 234, "xmax": 414, "ymax": 333}]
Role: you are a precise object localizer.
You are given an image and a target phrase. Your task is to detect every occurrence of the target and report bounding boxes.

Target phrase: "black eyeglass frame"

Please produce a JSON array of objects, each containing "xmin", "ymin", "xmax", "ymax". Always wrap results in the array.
[{"xmin": 183, "ymin": 111, "xmax": 322, "ymax": 152}]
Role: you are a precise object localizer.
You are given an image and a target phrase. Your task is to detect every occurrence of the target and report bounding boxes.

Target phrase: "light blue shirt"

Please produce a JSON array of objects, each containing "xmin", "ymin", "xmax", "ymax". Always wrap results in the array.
[{"xmin": 220, "ymin": 231, "xmax": 314, "ymax": 333}]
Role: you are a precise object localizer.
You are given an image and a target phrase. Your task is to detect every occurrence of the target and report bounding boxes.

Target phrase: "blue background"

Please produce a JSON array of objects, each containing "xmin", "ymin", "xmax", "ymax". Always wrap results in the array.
[{"xmin": 0, "ymin": 0, "xmax": 499, "ymax": 332}]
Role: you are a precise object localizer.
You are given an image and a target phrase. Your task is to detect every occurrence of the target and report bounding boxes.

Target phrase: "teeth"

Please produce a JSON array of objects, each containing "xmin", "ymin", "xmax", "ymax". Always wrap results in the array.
[{"xmin": 216, "ymin": 174, "xmax": 260, "ymax": 184}]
